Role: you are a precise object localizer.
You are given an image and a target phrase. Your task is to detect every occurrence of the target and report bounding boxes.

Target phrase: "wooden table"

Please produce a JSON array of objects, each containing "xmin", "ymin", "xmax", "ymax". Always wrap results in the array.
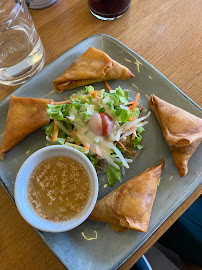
[{"xmin": 0, "ymin": 0, "xmax": 201, "ymax": 269}]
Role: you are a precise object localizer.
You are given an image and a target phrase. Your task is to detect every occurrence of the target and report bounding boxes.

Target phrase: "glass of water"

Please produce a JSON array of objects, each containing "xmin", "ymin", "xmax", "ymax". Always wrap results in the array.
[{"xmin": 0, "ymin": 0, "xmax": 45, "ymax": 86}]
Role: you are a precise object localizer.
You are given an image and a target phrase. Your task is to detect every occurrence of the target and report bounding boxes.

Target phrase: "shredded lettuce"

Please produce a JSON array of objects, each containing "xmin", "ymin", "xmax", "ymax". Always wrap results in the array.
[
  {"xmin": 132, "ymin": 107, "xmax": 140, "ymax": 119},
  {"xmin": 57, "ymin": 138, "xmax": 66, "ymax": 145},
  {"xmin": 96, "ymin": 107, "xmax": 105, "ymax": 113},
  {"xmin": 130, "ymin": 127, "xmax": 145, "ymax": 149},
  {"xmin": 79, "ymin": 109, "xmax": 93, "ymax": 123},
  {"xmin": 87, "ymin": 153, "xmax": 99, "ymax": 167},
  {"xmin": 45, "ymin": 122, "xmax": 67, "ymax": 145},
  {"xmin": 106, "ymin": 162, "xmax": 122, "ymax": 187},
  {"xmin": 116, "ymin": 86, "xmax": 129, "ymax": 104},
  {"xmin": 86, "ymin": 85, "xmax": 95, "ymax": 93},
  {"xmin": 45, "ymin": 121, "xmax": 54, "ymax": 136},
  {"xmin": 47, "ymin": 104, "xmax": 65, "ymax": 120},
  {"xmin": 47, "ymin": 103, "xmax": 73, "ymax": 120},
  {"xmin": 115, "ymin": 108, "xmax": 131, "ymax": 124}
]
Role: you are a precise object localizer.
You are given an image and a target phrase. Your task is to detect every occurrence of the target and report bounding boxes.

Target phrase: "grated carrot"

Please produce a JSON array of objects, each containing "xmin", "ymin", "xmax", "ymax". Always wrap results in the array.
[
  {"xmin": 118, "ymin": 141, "xmax": 135, "ymax": 156},
  {"xmin": 84, "ymin": 145, "xmax": 90, "ymax": 151},
  {"xmin": 105, "ymin": 81, "xmax": 112, "ymax": 91},
  {"xmin": 132, "ymin": 125, "xmax": 136, "ymax": 140},
  {"xmin": 52, "ymin": 120, "xmax": 59, "ymax": 142},
  {"xmin": 139, "ymin": 106, "xmax": 144, "ymax": 111},
  {"xmin": 129, "ymin": 117, "xmax": 135, "ymax": 121},
  {"xmin": 128, "ymin": 103, "xmax": 144, "ymax": 111},
  {"xmin": 83, "ymin": 90, "xmax": 103, "ymax": 101},
  {"xmin": 129, "ymin": 93, "xmax": 140, "ymax": 111},
  {"xmin": 75, "ymin": 142, "xmax": 81, "ymax": 145}
]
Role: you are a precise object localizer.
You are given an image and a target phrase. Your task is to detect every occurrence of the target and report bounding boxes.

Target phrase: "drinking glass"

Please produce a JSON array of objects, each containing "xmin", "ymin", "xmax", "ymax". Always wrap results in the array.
[
  {"xmin": 88, "ymin": 0, "xmax": 131, "ymax": 21},
  {"xmin": 0, "ymin": 0, "xmax": 45, "ymax": 86}
]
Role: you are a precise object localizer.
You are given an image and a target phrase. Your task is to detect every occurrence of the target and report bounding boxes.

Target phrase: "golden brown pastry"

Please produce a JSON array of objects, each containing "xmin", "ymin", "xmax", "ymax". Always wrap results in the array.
[
  {"xmin": 89, "ymin": 160, "xmax": 165, "ymax": 232},
  {"xmin": 53, "ymin": 47, "xmax": 135, "ymax": 92},
  {"xmin": 0, "ymin": 95, "xmax": 53, "ymax": 160},
  {"xmin": 148, "ymin": 94, "xmax": 202, "ymax": 177}
]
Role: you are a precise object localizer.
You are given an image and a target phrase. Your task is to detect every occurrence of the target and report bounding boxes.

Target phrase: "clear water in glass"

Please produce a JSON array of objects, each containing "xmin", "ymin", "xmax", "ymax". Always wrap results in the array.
[{"xmin": 0, "ymin": 0, "xmax": 45, "ymax": 86}]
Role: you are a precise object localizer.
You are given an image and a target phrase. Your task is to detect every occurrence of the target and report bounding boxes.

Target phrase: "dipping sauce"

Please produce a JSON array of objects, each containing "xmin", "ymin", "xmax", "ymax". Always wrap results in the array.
[{"xmin": 28, "ymin": 156, "xmax": 90, "ymax": 222}]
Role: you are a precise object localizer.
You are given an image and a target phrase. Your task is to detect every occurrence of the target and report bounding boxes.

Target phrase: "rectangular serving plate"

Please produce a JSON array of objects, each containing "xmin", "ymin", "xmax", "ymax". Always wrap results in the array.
[{"xmin": 0, "ymin": 34, "xmax": 201, "ymax": 270}]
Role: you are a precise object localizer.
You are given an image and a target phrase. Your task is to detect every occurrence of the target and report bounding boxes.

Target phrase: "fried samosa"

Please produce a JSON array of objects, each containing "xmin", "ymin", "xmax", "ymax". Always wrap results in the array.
[
  {"xmin": 53, "ymin": 47, "xmax": 135, "ymax": 92},
  {"xmin": 0, "ymin": 95, "xmax": 53, "ymax": 160},
  {"xmin": 89, "ymin": 160, "xmax": 165, "ymax": 233},
  {"xmin": 148, "ymin": 95, "xmax": 202, "ymax": 177}
]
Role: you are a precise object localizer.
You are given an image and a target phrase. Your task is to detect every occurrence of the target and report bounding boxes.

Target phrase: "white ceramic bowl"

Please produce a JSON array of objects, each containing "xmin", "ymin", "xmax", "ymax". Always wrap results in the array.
[{"xmin": 14, "ymin": 145, "xmax": 98, "ymax": 232}]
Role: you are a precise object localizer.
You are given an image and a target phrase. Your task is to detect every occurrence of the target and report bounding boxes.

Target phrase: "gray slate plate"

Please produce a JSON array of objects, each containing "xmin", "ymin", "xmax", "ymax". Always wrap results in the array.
[{"xmin": 0, "ymin": 34, "xmax": 201, "ymax": 270}]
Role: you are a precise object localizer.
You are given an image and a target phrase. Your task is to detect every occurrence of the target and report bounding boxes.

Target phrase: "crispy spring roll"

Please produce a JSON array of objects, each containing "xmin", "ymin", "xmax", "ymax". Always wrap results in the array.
[
  {"xmin": 89, "ymin": 160, "xmax": 165, "ymax": 232},
  {"xmin": 0, "ymin": 96, "xmax": 53, "ymax": 160},
  {"xmin": 148, "ymin": 95, "xmax": 202, "ymax": 177},
  {"xmin": 53, "ymin": 47, "xmax": 135, "ymax": 92}
]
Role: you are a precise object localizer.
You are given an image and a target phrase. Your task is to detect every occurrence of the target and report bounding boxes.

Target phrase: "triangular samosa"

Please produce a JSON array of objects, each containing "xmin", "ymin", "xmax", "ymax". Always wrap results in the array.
[
  {"xmin": 89, "ymin": 160, "xmax": 165, "ymax": 232},
  {"xmin": 148, "ymin": 94, "xmax": 202, "ymax": 177},
  {"xmin": 169, "ymin": 141, "xmax": 201, "ymax": 177},
  {"xmin": 53, "ymin": 47, "xmax": 135, "ymax": 92},
  {"xmin": 0, "ymin": 95, "xmax": 53, "ymax": 160}
]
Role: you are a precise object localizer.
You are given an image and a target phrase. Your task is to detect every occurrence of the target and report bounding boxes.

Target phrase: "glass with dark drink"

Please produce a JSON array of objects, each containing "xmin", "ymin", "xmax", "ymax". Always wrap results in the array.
[{"xmin": 88, "ymin": 0, "xmax": 131, "ymax": 20}]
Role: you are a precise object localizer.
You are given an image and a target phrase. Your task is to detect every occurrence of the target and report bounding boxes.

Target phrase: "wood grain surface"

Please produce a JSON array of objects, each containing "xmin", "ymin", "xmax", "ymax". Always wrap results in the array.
[{"xmin": 0, "ymin": 0, "xmax": 201, "ymax": 269}]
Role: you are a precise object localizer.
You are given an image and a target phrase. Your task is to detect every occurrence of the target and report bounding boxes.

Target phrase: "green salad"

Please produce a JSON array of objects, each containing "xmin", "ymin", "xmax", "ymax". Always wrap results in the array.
[{"xmin": 45, "ymin": 85, "xmax": 150, "ymax": 187}]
